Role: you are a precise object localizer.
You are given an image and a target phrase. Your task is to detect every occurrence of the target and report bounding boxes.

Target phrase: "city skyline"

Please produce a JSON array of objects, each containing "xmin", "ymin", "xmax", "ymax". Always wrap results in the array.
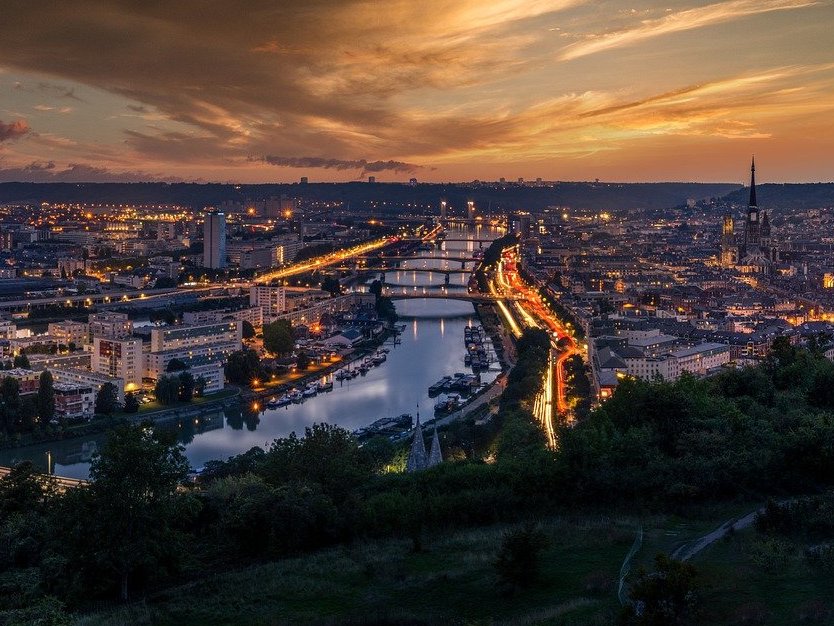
[{"xmin": 1, "ymin": 0, "xmax": 834, "ymax": 184}]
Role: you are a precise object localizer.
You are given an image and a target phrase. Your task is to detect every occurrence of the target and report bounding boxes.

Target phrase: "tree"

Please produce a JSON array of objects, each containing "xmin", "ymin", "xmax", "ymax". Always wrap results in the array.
[
  {"xmin": 194, "ymin": 376, "xmax": 208, "ymax": 397},
  {"xmin": 123, "ymin": 392, "xmax": 140, "ymax": 414},
  {"xmin": 178, "ymin": 371, "xmax": 195, "ymax": 402},
  {"xmin": 494, "ymin": 523, "xmax": 549, "ymax": 594},
  {"xmin": 155, "ymin": 375, "xmax": 180, "ymax": 405},
  {"xmin": 85, "ymin": 425, "xmax": 191, "ymax": 601},
  {"xmin": 321, "ymin": 275, "xmax": 341, "ymax": 296},
  {"xmin": 369, "ymin": 279, "xmax": 383, "ymax": 298},
  {"xmin": 262, "ymin": 319, "xmax": 294, "ymax": 355},
  {"xmin": 95, "ymin": 382, "xmax": 119, "ymax": 416},
  {"xmin": 225, "ymin": 349, "xmax": 261, "ymax": 385},
  {"xmin": 0, "ymin": 376, "xmax": 22, "ymax": 432},
  {"xmin": 619, "ymin": 555, "xmax": 700, "ymax": 625},
  {"xmin": 166, "ymin": 358, "xmax": 188, "ymax": 373},
  {"xmin": 242, "ymin": 320, "xmax": 256, "ymax": 339},
  {"xmin": 37, "ymin": 370, "xmax": 56, "ymax": 422},
  {"xmin": 154, "ymin": 276, "xmax": 178, "ymax": 289},
  {"xmin": 13, "ymin": 353, "xmax": 30, "ymax": 369},
  {"xmin": 296, "ymin": 350, "xmax": 310, "ymax": 371}
]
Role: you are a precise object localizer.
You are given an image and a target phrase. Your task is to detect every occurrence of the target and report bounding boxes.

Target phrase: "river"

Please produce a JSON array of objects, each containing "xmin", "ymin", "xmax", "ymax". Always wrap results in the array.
[{"xmin": 0, "ymin": 223, "xmax": 502, "ymax": 478}]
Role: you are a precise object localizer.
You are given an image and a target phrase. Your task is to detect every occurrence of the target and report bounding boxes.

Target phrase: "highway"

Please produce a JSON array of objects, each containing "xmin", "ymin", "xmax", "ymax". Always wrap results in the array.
[{"xmin": 492, "ymin": 248, "xmax": 582, "ymax": 443}]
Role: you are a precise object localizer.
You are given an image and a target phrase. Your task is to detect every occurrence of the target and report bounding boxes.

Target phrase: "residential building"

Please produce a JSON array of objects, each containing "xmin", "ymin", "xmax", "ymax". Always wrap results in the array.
[
  {"xmin": 203, "ymin": 211, "xmax": 227, "ymax": 269},
  {"xmin": 48, "ymin": 320, "xmax": 90, "ymax": 347},
  {"xmin": 3, "ymin": 368, "xmax": 40, "ymax": 394},
  {"xmin": 150, "ymin": 321, "xmax": 242, "ymax": 353},
  {"xmin": 51, "ymin": 368, "xmax": 125, "ymax": 403},
  {"xmin": 88, "ymin": 312, "xmax": 133, "ymax": 339},
  {"xmin": 53, "ymin": 382, "xmax": 95, "ymax": 420},
  {"xmin": 91, "ymin": 337, "xmax": 144, "ymax": 390},
  {"xmin": 250, "ymin": 285, "xmax": 287, "ymax": 317}
]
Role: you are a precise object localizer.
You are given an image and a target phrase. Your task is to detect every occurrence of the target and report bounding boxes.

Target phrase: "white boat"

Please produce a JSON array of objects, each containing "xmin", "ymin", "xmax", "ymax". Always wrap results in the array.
[
  {"xmin": 276, "ymin": 395, "xmax": 292, "ymax": 407},
  {"xmin": 303, "ymin": 385, "xmax": 318, "ymax": 397},
  {"xmin": 290, "ymin": 390, "xmax": 303, "ymax": 403},
  {"xmin": 318, "ymin": 380, "xmax": 333, "ymax": 392}
]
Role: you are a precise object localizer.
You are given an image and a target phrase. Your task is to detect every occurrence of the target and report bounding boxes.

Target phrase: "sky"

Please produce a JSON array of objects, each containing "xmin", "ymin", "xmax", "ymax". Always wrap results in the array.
[{"xmin": 1, "ymin": 0, "xmax": 833, "ymax": 184}]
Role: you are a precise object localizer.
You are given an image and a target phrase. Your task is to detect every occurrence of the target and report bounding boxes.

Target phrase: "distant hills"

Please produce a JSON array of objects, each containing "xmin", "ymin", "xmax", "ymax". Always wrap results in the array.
[
  {"xmin": 2, "ymin": 181, "xmax": 832, "ymax": 212},
  {"xmin": 723, "ymin": 183, "xmax": 834, "ymax": 210},
  {"xmin": 0, "ymin": 181, "xmax": 741, "ymax": 212}
]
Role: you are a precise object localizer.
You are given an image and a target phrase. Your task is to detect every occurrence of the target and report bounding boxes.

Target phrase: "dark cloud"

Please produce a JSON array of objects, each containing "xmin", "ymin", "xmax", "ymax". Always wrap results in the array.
[
  {"xmin": 0, "ymin": 0, "xmax": 555, "ymax": 167},
  {"xmin": 23, "ymin": 160, "xmax": 56, "ymax": 171},
  {"xmin": 0, "ymin": 161, "xmax": 182, "ymax": 183},
  {"xmin": 256, "ymin": 155, "xmax": 423, "ymax": 175},
  {"xmin": 0, "ymin": 119, "xmax": 30, "ymax": 142}
]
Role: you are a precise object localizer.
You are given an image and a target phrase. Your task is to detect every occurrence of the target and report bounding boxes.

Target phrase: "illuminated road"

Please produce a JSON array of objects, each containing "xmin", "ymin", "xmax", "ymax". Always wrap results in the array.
[
  {"xmin": 494, "ymin": 249, "xmax": 583, "ymax": 443},
  {"xmin": 254, "ymin": 237, "xmax": 395, "ymax": 285}
]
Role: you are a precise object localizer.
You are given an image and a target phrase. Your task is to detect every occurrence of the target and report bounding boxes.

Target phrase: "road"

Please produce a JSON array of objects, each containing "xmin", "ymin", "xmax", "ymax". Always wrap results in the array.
[
  {"xmin": 492, "ymin": 248, "xmax": 583, "ymax": 441},
  {"xmin": 671, "ymin": 509, "xmax": 762, "ymax": 562},
  {"xmin": 254, "ymin": 237, "xmax": 396, "ymax": 284}
]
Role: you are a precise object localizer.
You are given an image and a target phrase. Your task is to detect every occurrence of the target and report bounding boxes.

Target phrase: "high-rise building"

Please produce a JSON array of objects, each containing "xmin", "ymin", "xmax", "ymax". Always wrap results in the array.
[
  {"xmin": 467, "ymin": 201, "xmax": 475, "ymax": 221},
  {"xmin": 91, "ymin": 337, "xmax": 144, "ymax": 390},
  {"xmin": 250, "ymin": 285, "xmax": 287, "ymax": 317},
  {"xmin": 203, "ymin": 211, "xmax": 227, "ymax": 269},
  {"xmin": 88, "ymin": 312, "xmax": 133, "ymax": 340},
  {"xmin": 440, "ymin": 200, "xmax": 447, "ymax": 222}
]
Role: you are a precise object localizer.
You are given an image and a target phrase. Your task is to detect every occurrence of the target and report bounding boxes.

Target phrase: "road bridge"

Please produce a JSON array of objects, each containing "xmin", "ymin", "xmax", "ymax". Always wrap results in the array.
[
  {"xmin": 380, "ymin": 268, "xmax": 472, "ymax": 276},
  {"xmin": 0, "ymin": 286, "xmax": 221, "ymax": 313},
  {"xmin": 361, "ymin": 255, "xmax": 478, "ymax": 263},
  {"xmin": 0, "ymin": 466, "xmax": 86, "ymax": 491},
  {"xmin": 384, "ymin": 290, "xmax": 518, "ymax": 302},
  {"xmin": 437, "ymin": 238, "xmax": 494, "ymax": 243}
]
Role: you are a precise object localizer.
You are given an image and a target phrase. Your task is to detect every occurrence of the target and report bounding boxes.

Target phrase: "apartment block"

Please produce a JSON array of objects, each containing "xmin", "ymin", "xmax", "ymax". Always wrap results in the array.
[
  {"xmin": 48, "ymin": 320, "xmax": 90, "ymax": 347},
  {"xmin": 150, "ymin": 321, "xmax": 242, "ymax": 353},
  {"xmin": 91, "ymin": 337, "xmax": 144, "ymax": 390},
  {"xmin": 51, "ymin": 368, "xmax": 125, "ymax": 403},
  {"xmin": 88, "ymin": 312, "xmax": 133, "ymax": 339},
  {"xmin": 250, "ymin": 285, "xmax": 286, "ymax": 317},
  {"xmin": 53, "ymin": 382, "xmax": 96, "ymax": 420}
]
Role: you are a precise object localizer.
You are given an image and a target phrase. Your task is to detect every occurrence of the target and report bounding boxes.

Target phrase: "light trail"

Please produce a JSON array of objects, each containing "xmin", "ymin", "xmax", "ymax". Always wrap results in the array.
[
  {"xmin": 496, "ymin": 299, "xmax": 523, "ymax": 338},
  {"xmin": 254, "ymin": 237, "xmax": 394, "ymax": 284}
]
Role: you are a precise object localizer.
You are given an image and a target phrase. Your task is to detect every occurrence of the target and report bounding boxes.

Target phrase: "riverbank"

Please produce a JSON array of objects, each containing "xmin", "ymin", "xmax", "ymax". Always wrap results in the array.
[
  {"xmin": 0, "ymin": 388, "xmax": 240, "ymax": 452},
  {"xmin": 238, "ymin": 328, "xmax": 398, "ymax": 407}
]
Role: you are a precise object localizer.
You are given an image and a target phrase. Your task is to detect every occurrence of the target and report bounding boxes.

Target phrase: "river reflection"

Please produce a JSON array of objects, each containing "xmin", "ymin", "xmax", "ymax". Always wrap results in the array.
[{"xmin": 0, "ymin": 225, "xmax": 502, "ymax": 478}]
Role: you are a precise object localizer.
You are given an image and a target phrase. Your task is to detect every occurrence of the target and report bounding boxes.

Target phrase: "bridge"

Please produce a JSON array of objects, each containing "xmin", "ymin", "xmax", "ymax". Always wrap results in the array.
[
  {"xmin": 384, "ymin": 290, "xmax": 518, "ymax": 303},
  {"xmin": 379, "ymin": 268, "xmax": 472, "ymax": 276},
  {"xmin": 361, "ymin": 255, "xmax": 478, "ymax": 263},
  {"xmin": 0, "ymin": 465, "xmax": 86, "ymax": 492},
  {"xmin": 437, "ymin": 238, "xmax": 495, "ymax": 243},
  {"xmin": 0, "ymin": 286, "xmax": 221, "ymax": 313}
]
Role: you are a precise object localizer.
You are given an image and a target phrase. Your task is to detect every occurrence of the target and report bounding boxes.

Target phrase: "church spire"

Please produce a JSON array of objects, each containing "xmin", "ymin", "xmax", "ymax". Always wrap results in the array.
[
  {"xmin": 427, "ymin": 422, "xmax": 443, "ymax": 468},
  {"xmin": 748, "ymin": 156, "xmax": 757, "ymax": 208},
  {"xmin": 406, "ymin": 407, "xmax": 427, "ymax": 472}
]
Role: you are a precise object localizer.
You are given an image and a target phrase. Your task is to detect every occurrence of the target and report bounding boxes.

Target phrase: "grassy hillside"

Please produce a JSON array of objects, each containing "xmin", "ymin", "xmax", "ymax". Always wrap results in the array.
[{"xmin": 76, "ymin": 502, "xmax": 834, "ymax": 626}]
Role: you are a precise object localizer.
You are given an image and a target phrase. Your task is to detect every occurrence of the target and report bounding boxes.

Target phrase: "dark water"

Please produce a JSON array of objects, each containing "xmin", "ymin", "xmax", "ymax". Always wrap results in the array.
[{"xmin": 0, "ymin": 225, "xmax": 502, "ymax": 478}]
